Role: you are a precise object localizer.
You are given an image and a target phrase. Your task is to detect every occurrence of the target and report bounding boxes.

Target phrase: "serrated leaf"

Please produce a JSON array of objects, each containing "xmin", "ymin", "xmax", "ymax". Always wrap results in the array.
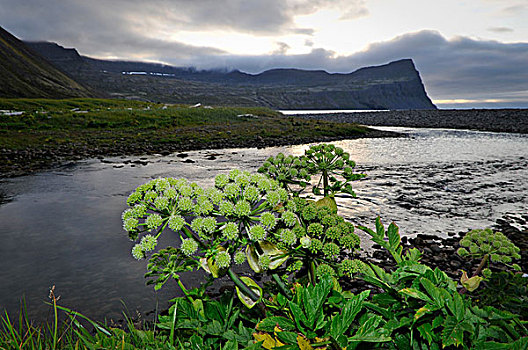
[
  {"xmin": 415, "ymin": 306, "xmax": 433, "ymax": 320},
  {"xmin": 417, "ymin": 323, "xmax": 434, "ymax": 345},
  {"xmin": 297, "ymin": 335, "xmax": 313, "ymax": 350},
  {"xmin": 399, "ymin": 288, "xmax": 432, "ymax": 303},
  {"xmin": 257, "ymin": 317, "xmax": 296, "ymax": 332},
  {"xmin": 330, "ymin": 290, "xmax": 370, "ymax": 341},
  {"xmin": 253, "ymin": 333, "xmax": 284, "ymax": 349},
  {"xmin": 275, "ymin": 331, "xmax": 299, "ymax": 345},
  {"xmin": 375, "ymin": 217, "xmax": 385, "ymax": 239},
  {"xmin": 441, "ymin": 316, "xmax": 465, "ymax": 348}
]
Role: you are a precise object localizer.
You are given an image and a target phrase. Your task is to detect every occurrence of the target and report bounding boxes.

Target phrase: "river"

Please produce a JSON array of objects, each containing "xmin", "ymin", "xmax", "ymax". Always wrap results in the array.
[{"xmin": 0, "ymin": 126, "xmax": 527, "ymax": 322}]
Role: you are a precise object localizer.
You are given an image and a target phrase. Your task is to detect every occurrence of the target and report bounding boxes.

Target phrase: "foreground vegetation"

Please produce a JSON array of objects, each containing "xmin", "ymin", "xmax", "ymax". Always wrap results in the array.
[
  {"xmin": 2, "ymin": 144, "xmax": 526, "ymax": 349},
  {"xmin": 0, "ymin": 98, "xmax": 381, "ymax": 177}
]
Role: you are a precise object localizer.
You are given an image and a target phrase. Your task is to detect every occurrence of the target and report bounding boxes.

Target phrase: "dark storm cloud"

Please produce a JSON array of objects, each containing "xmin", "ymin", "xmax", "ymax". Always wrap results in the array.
[{"xmin": 182, "ymin": 30, "xmax": 528, "ymax": 105}]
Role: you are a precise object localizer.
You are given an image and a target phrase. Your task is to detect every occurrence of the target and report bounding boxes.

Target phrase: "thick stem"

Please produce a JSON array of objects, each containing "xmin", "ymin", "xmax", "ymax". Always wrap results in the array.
[
  {"xmin": 323, "ymin": 169, "xmax": 329, "ymax": 197},
  {"xmin": 271, "ymin": 273, "xmax": 292, "ymax": 300},
  {"xmin": 227, "ymin": 268, "xmax": 260, "ymax": 302},
  {"xmin": 308, "ymin": 260, "xmax": 316, "ymax": 286},
  {"xmin": 473, "ymin": 254, "xmax": 489, "ymax": 277}
]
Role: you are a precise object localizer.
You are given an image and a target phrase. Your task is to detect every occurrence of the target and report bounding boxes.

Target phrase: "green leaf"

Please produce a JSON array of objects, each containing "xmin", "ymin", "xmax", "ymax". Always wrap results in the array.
[
  {"xmin": 399, "ymin": 288, "xmax": 432, "ymax": 303},
  {"xmin": 275, "ymin": 331, "xmax": 299, "ymax": 345},
  {"xmin": 303, "ymin": 275, "xmax": 332, "ymax": 329},
  {"xmin": 257, "ymin": 317, "xmax": 297, "ymax": 332},
  {"xmin": 446, "ymin": 292, "xmax": 465, "ymax": 321},
  {"xmin": 375, "ymin": 217, "xmax": 385, "ymax": 240},
  {"xmin": 417, "ymin": 323, "xmax": 434, "ymax": 345},
  {"xmin": 441, "ymin": 316, "xmax": 465, "ymax": 348},
  {"xmin": 223, "ymin": 339, "xmax": 239, "ymax": 350},
  {"xmin": 288, "ymin": 301, "xmax": 307, "ymax": 333},
  {"xmin": 420, "ymin": 278, "xmax": 445, "ymax": 308},
  {"xmin": 330, "ymin": 290, "xmax": 370, "ymax": 342},
  {"xmin": 349, "ymin": 315, "xmax": 392, "ymax": 343},
  {"xmin": 387, "ymin": 222, "xmax": 400, "ymax": 250}
]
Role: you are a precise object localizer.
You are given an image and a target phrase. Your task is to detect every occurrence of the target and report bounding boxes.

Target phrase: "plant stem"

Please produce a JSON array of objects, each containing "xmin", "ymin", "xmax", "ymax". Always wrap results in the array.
[
  {"xmin": 271, "ymin": 273, "xmax": 292, "ymax": 300},
  {"xmin": 227, "ymin": 268, "xmax": 260, "ymax": 302},
  {"xmin": 473, "ymin": 254, "xmax": 489, "ymax": 277},
  {"xmin": 323, "ymin": 169, "xmax": 329, "ymax": 197},
  {"xmin": 308, "ymin": 260, "xmax": 316, "ymax": 286}
]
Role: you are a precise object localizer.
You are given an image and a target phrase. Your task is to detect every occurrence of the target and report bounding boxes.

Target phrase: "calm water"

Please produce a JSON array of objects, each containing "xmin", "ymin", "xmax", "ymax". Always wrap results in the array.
[{"xmin": 1, "ymin": 127, "xmax": 527, "ymax": 321}]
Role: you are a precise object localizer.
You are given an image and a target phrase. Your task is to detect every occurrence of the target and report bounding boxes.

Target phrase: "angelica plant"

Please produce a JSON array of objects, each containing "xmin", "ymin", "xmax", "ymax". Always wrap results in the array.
[
  {"xmin": 258, "ymin": 153, "xmax": 311, "ymax": 195},
  {"xmin": 304, "ymin": 143, "xmax": 366, "ymax": 197},
  {"xmin": 263, "ymin": 197, "xmax": 362, "ymax": 285},
  {"xmin": 457, "ymin": 228, "xmax": 522, "ymax": 292},
  {"xmin": 122, "ymin": 170, "xmax": 295, "ymax": 306}
]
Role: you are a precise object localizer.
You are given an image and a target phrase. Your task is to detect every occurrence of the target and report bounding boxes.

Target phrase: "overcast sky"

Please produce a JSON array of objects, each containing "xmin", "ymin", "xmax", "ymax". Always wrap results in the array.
[{"xmin": 1, "ymin": 0, "xmax": 527, "ymax": 108}]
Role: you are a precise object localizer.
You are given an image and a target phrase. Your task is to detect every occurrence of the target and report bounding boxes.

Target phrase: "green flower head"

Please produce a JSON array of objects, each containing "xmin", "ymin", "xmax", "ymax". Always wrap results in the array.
[
  {"xmin": 222, "ymin": 222, "xmax": 239, "ymax": 240},
  {"xmin": 123, "ymin": 217, "xmax": 139, "ymax": 232},
  {"xmin": 131, "ymin": 244, "xmax": 144, "ymax": 260},
  {"xmin": 146, "ymin": 214, "xmax": 163, "ymax": 231},
  {"xmin": 215, "ymin": 174, "xmax": 229, "ymax": 188},
  {"xmin": 260, "ymin": 212, "xmax": 277, "ymax": 230},
  {"xmin": 316, "ymin": 263, "xmax": 336, "ymax": 278},
  {"xmin": 281, "ymin": 211, "xmax": 297, "ymax": 227},
  {"xmin": 249, "ymin": 225, "xmax": 266, "ymax": 242},
  {"xmin": 215, "ymin": 250, "xmax": 231, "ymax": 269},
  {"xmin": 181, "ymin": 238, "xmax": 198, "ymax": 256},
  {"xmin": 219, "ymin": 200, "xmax": 234, "ymax": 216},
  {"xmin": 234, "ymin": 251, "xmax": 246, "ymax": 265},
  {"xmin": 234, "ymin": 200, "xmax": 252, "ymax": 217},
  {"xmin": 168, "ymin": 215, "xmax": 185, "ymax": 232},
  {"xmin": 279, "ymin": 229, "xmax": 297, "ymax": 246}
]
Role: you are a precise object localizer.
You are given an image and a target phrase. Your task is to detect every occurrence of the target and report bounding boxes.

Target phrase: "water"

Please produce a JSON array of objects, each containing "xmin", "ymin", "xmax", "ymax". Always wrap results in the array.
[{"xmin": 0, "ymin": 127, "xmax": 527, "ymax": 322}]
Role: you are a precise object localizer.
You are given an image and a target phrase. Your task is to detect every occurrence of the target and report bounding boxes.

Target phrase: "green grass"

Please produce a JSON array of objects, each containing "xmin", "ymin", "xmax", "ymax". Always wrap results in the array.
[{"xmin": 0, "ymin": 98, "xmax": 370, "ymax": 176}]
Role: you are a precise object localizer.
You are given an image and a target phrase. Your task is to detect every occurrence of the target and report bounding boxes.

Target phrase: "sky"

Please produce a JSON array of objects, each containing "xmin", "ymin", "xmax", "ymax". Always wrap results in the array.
[{"xmin": 1, "ymin": 0, "xmax": 527, "ymax": 108}]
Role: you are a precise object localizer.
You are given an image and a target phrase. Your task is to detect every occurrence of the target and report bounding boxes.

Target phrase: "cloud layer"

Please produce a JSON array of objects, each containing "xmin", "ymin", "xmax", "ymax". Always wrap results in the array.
[
  {"xmin": 1, "ymin": 0, "xmax": 527, "ymax": 107},
  {"xmin": 176, "ymin": 30, "xmax": 528, "ymax": 107}
]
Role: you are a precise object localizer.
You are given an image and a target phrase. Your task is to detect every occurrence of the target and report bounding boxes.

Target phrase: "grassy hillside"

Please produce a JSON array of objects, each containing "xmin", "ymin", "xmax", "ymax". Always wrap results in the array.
[
  {"xmin": 0, "ymin": 98, "xmax": 378, "ymax": 176},
  {"xmin": 0, "ymin": 27, "xmax": 94, "ymax": 98}
]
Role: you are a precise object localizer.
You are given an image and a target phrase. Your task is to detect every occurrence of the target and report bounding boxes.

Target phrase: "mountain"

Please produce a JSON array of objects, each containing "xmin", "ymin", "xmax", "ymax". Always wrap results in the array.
[
  {"xmin": 27, "ymin": 41, "xmax": 436, "ymax": 109},
  {"xmin": 0, "ymin": 27, "xmax": 93, "ymax": 98}
]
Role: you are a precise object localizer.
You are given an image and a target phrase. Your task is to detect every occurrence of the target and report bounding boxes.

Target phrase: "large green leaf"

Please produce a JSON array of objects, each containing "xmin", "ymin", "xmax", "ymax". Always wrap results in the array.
[
  {"xmin": 303, "ymin": 276, "xmax": 333, "ymax": 329},
  {"xmin": 257, "ymin": 317, "xmax": 297, "ymax": 332},
  {"xmin": 330, "ymin": 290, "xmax": 370, "ymax": 345},
  {"xmin": 398, "ymin": 288, "xmax": 432, "ymax": 303}
]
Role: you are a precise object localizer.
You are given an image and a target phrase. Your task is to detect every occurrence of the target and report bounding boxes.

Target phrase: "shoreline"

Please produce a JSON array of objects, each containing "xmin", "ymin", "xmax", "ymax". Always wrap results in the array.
[
  {"xmin": 0, "ymin": 127, "xmax": 400, "ymax": 178},
  {"xmin": 293, "ymin": 109, "xmax": 528, "ymax": 134}
]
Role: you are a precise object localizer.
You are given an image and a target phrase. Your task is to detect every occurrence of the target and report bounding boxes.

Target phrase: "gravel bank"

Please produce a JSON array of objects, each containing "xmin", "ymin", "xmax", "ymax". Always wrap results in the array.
[
  {"xmin": 0, "ymin": 128, "xmax": 398, "ymax": 178},
  {"xmin": 295, "ymin": 109, "xmax": 528, "ymax": 134}
]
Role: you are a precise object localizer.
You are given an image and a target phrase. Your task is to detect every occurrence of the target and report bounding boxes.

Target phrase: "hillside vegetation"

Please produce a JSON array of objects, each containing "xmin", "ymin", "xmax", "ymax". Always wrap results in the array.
[
  {"xmin": 0, "ymin": 27, "xmax": 93, "ymax": 98},
  {"xmin": 0, "ymin": 98, "xmax": 384, "ymax": 177}
]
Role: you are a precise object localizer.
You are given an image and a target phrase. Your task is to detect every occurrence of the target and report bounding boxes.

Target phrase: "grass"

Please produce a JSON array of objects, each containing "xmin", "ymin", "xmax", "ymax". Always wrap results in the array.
[
  {"xmin": 0, "ymin": 98, "xmax": 371, "ymax": 176},
  {"xmin": 0, "ymin": 289, "xmax": 174, "ymax": 350}
]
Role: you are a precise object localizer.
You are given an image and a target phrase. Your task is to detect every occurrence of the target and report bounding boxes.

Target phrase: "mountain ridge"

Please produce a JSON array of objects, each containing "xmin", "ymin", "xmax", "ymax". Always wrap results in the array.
[
  {"xmin": 23, "ymin": 39, "xmax": 436, "ymax": 109},
  {"xmin": 0, "ymin": 27, "xmax": 94, "ymax": 98}
]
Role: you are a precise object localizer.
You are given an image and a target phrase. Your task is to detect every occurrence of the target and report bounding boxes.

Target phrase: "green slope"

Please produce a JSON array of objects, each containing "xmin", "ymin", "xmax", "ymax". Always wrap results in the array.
[{"xmin": 0, "ymin": 27, "xmax": 94, "ymax": 98}]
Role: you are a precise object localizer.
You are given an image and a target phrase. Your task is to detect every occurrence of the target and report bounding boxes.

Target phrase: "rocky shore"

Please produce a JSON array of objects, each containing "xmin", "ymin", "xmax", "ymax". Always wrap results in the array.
[
  {"xmin": 0, "ymin": 128, "xmax": 398, "ymax": 178},
  {"xmin": 295, "ymin": 109, "xmax": 528, "ymax": 134}
]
